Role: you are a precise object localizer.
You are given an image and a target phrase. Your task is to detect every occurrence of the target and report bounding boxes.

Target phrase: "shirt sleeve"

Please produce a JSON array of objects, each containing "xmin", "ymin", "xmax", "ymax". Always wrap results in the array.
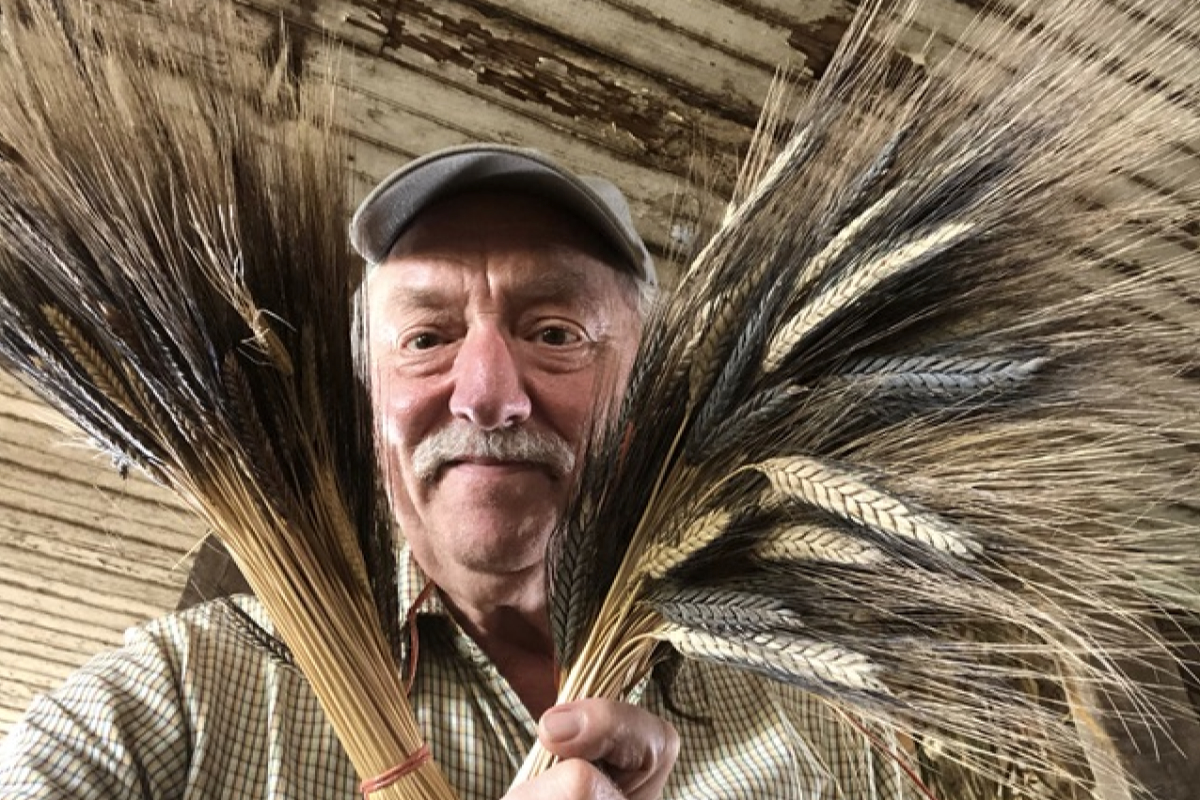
[{"xmin": 0, "ymin": 622, "xmax": 191, "ymax": 800}]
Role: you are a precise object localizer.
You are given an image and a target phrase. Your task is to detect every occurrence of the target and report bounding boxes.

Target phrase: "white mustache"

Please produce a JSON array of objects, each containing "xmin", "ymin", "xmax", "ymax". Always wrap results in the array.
[{"xmin": 411, "ymin": 421, "xmax": 576, "ymax": 481}]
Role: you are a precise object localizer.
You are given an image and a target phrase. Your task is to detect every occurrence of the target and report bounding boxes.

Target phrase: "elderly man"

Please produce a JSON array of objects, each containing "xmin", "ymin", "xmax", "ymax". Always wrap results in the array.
[{"xmin": 0, "ymin": 145, "xmax": 910, "ymax": 799}]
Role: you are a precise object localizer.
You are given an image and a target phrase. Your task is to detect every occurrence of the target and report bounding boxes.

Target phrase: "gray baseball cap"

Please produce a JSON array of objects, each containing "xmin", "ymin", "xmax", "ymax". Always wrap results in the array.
[{"xmin": 350, "ymin": 143, "xmax": 656, "ymax": 286}]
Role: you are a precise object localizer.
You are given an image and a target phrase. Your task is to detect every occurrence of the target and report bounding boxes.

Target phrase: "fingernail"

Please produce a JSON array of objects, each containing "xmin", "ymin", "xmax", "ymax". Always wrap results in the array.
[{"xmin": 541, "ymin": 707, "xmax": 581, "ymax": 742}]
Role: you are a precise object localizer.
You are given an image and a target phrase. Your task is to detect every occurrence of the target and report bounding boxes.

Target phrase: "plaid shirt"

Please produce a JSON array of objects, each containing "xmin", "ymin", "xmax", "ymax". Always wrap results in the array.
[{"xmin": 0, "ymin": 548, "xmax": 915, "ymax": 799}]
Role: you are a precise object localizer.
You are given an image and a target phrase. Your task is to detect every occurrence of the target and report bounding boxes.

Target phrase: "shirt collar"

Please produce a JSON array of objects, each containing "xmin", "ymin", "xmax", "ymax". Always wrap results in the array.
[{"xmin": 397, "ymin": 541, "xmax": 449, "ymax": 619}]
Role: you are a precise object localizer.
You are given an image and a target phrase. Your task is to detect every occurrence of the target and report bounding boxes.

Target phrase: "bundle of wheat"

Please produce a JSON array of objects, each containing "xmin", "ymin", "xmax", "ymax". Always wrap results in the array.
[
  {"xmin": 0, "ymin": 2, "xmax": 453, "ymax": 797},
  {"xmin": 514, "ymin": 0, "xmax": 1200, "ymax": 796}
]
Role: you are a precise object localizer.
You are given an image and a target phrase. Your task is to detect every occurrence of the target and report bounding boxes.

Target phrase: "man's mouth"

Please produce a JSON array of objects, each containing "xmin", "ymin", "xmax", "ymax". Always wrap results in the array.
[{"xmin": 436, "ymin": 456, "xmax": 553, "ymax": 478}]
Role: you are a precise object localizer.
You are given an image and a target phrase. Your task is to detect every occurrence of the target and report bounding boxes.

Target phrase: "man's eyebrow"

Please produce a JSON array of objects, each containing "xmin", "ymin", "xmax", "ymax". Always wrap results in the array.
[{"xmin": 509, "ymin": 270, "xmax": 593, "ymax": 306}]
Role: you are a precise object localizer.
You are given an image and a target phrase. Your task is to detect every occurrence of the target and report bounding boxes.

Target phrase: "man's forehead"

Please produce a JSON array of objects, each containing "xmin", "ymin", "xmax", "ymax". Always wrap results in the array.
[{"xmin": 370, "ymin": 248, "xmax": 615, "ymax": 306}]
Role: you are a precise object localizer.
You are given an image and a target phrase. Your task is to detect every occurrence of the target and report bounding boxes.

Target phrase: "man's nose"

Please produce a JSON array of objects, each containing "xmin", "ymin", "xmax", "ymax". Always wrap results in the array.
[{"xmin": 448, "ymin": 326, "xmax": 532, "ymax": 429}]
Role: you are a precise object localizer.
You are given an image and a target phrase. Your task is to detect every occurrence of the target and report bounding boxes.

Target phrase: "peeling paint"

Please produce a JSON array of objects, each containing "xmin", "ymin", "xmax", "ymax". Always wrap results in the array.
[
  {"xmin": 785, "ymin": 14, "xmax": 848, "ymax": 79},
  {"xmin": 372, "ymin": 0, "xmax": 737, "ymax": 168}
]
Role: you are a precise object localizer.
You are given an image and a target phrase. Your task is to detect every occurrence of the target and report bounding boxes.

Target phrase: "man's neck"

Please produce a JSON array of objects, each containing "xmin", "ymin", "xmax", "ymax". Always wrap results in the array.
[{"xmin": 433, "ymin": 566, "xmax": 560, "ymax": 719}]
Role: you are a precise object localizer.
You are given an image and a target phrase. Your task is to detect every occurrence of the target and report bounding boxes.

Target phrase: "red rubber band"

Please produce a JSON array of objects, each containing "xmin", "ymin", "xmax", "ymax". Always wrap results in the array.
[{"xmin": 359, "ymin": 744, "xmax": 432, "ymax": 797}]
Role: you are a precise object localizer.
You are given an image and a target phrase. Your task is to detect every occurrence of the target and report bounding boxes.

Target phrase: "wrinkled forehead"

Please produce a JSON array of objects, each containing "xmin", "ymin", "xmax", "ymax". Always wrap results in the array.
[{"xmin": 364, "ymin": 251, "xmax": 636, "ymax": 325}]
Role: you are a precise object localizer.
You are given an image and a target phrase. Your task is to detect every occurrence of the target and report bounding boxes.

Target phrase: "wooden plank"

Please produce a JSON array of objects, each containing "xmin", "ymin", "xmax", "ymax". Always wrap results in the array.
[
  {"xmin": 0, "ymin": 446, "xmax": 206, "ymax": 565},
  {"xmin": 727, "ymin": 0, "xmax": 851, "ymax": 25},
  {"xmin": 0, "ymin": 372, "xmax": 205, "ymax": 518},
  {"xmin": 0, "ymin": 635, "xmax": 112, "ymax": 684},
  {"xmin": 0, "ymin": 384, "xmax": 65, "ymax": 431},
  {"xmin": 0, "ymin": 453, "xmax": 204, "ymax": 554},
  {"xmin": 0, "ymin": 474, "xmax": 203, "ymax": 557},
  {"xmin": 0, "ymin": 507, "xmax": 191, "ymax": 591},
  {"xmin": 0, "ymin": 549, "xmax": 181, "ymax": 616},
  {"xmin": 0, "ymin": 707, "xmax": 26, "ymax": 735},
  {"xmin": 0, "ymin": 453, "xmax": 201, "ymax": 534},
  {"xmin": 3, "ymin": 434, "xmax": 170, "ymax": 498},
  {"xmin": 0, "ymin": 598, "xmax": 124, "ymax": 653},
  {"xmin": 0, "ymin": 568, "xmax": 168, "ymax": 737},
  {"xmin": 482, "ymin": 0, "xmax": 791, "ymax": 80}
]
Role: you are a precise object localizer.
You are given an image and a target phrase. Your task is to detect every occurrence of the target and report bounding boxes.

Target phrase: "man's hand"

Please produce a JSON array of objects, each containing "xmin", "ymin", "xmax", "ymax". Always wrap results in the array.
[{"xmin": 503, "ymin": 699, "xmax": 679, "ymax": 800}]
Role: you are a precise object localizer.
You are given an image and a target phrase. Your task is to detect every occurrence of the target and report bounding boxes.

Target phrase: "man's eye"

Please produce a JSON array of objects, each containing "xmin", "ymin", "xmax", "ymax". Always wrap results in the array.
[
  {"xmin": 537, "ymin": 326, "xmax": 582, "ymax": 346},
  {"xmin": 406, "ymin": 332, "xmax": 443, "ymax": 351}
]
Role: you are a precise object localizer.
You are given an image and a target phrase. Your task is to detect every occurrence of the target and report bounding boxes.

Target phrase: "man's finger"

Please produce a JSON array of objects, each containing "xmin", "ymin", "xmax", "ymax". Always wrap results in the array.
[{"xmin": 537, "ymin": 700, "xmax": 679, "ymax": 800}]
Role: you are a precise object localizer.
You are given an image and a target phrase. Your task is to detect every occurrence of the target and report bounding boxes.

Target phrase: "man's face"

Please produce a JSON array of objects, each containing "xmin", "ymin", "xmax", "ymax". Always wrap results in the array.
[{"xmin": 366, "ymin": 192, "xmax": 643, "ymax": 593}]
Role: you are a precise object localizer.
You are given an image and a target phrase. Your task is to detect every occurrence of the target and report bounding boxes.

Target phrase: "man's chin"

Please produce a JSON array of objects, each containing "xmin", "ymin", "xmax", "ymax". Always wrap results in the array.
[{"xmin": 448, "ymin": 516, "xmax": 555, "ymax": 574}]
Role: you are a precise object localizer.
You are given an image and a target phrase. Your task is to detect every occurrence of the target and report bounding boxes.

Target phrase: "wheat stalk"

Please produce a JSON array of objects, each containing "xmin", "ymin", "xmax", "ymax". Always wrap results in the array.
[
  {"xmin": 659, "ymin": 625, "xmax": 890, "ymax": 696},
  {"xmin": 763, "ymin": 221, "xmax": 977, "ymax": 374},
  {"xmin": 752, "ymin": 456, "xmax": 981, "ymax": 558},
  {"xmin": 754, "ymin": 523, "xmax": 889, "ymax": 566}
]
